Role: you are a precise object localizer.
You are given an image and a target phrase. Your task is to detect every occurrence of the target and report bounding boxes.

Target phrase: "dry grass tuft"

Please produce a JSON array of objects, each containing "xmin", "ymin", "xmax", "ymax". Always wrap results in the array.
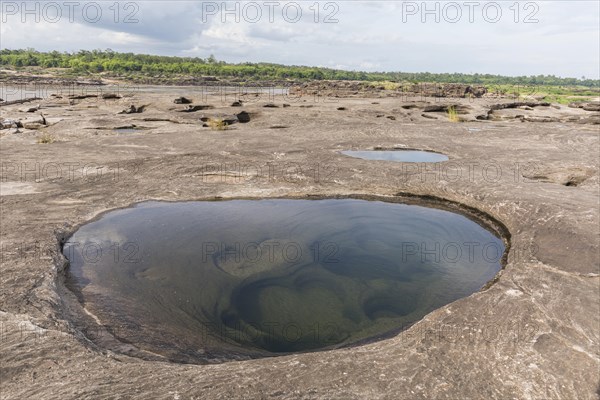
[
  {"xmin": 37, "ymin": 132, "xmax": 55, "ymax": 143},
  {"xmin": 447, "ymin": 106, "xmax": 460, "ymax": 122},
  {"xmin": 207, "ymin": 118, "xmax": 229, "ymax": 131}
]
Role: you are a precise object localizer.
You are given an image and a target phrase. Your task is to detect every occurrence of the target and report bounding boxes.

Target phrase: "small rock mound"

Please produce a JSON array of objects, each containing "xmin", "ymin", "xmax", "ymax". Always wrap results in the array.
[
  {"xmin": 489, "ymin": 102, "xmax": 551, "ymax": 111},
  {"xmin": 102, "ymin": 93, "xmax": 122, "ymax": 100},
  {"xmin": 174, "ymin": 97, "xmax": 193, "ymax": 104},
  {"xmin": 119, "ymin": 105, "xmax": 147, "ymax": 114},
  {"xmin": 179, "ymin": 105, "xmax": 214, "ymax": 112},
  {"xmin": 568, "ymin": 101, "xmax": 600, "ymax": 111},
  {"xmin": 236, "ymin": 111, "xmax": 251, "ymax": 123},
  {"xmin": 523, "ymin": 167, "xmax": 594, "ymax": 187},
  {"xmin": 422, "ymin": 104, "xmax": 472, "ymax": 114}
]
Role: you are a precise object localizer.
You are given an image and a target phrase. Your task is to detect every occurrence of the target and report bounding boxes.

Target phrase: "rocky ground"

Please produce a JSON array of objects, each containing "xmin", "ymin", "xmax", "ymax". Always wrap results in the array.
[{"xmin": 0, "ymin": 85, "xmax": 599, "ymax": 399}]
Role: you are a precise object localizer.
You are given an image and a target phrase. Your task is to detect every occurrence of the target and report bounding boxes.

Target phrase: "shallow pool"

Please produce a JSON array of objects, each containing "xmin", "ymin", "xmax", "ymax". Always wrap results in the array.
[
  {"xmin": 63, "ymin": 198, "xmax": 504, "ymax": 362},
  {"xmin": 341, "ymin": 150, "xmax": 449, "ymax": 163}
]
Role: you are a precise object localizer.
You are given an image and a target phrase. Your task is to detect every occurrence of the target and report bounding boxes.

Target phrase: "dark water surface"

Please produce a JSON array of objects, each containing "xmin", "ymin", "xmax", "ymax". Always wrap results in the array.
[
  {"xmin": 341, "ymin": 150, "xmax": 449, "ymax": 163},
  {"xmin": 64, "ymin": 199, "xmax": 504, "ymax": 362}
]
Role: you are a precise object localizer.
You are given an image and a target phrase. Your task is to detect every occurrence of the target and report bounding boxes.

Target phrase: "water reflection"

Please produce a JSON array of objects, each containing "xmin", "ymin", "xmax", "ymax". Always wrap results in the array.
[{"xmin": 64, "ymin": 199, "xmax": 503, "ymax": 362}]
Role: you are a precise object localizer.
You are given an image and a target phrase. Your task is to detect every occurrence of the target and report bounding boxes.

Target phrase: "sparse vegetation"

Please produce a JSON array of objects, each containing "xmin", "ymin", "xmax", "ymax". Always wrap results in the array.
[
  {"xmin": 207, "ymin": 118, "xmax": 228, "ymax": 131},
  {"xmin": 447, "ymin": 106, "xmax": 459, "ymax": 122},
  {"xmin": 487, "ymin": 84, "xmax": 599, "ymax": 103},
  {"xmin": 368, "ymin": 81, "xmax": 402, "ymax": 90},
  {"xmin": 539, "ymin": 94, "xmax": 596, "ymax": 105},
  {"xmin": 37, "ymin": 132, "xmax": 55, "ymax": 143}
]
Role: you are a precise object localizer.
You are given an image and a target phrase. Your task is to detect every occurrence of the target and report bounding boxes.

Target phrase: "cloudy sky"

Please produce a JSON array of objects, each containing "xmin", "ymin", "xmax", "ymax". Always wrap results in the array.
[{"xmin": 1, "ymin": 1, "xmax": 598, "ymax": 78}]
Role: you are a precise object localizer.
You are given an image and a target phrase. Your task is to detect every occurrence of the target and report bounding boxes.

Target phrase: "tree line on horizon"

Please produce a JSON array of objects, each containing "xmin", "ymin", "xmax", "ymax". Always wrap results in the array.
[{"xmin": 0, "ymin": 49, "xmax": 598, "ymax": 88}]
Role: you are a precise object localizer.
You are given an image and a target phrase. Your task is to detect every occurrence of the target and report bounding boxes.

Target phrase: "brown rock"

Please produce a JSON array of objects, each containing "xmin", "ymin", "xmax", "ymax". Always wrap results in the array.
[
  {"xmin": 118, "ymin": 104, "xmax": 148, "ymax": 114},
  {"xmin": 102, "ymin": 93, "xmax": 122, "ymax": 100},
  {"xmin": 236, "ymin": 111, "xmax": 250, "ymax": 123},
  {"xmin": 582, "ymin": 102, "xmax": 600, "ymax": 112},
  {"xmin": 179, "ymin": 105, "xmax": 214, "ymax": 113},
  {"xmin": 174, "ymin": 97, "xmax": 193, "ymax": 104}
]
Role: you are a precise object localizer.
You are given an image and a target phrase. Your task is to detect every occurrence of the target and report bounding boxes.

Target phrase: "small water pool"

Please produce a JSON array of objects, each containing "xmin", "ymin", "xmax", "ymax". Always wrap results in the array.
[{"xmin": 341, "ymin": 150, "xmax": 448, "ymax": 163}]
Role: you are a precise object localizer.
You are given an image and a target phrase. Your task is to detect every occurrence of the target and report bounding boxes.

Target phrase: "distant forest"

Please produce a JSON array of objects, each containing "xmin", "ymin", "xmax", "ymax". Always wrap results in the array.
[{"xmin": 1, "ymin": 49, "xmax": 598, "ymax": 87}]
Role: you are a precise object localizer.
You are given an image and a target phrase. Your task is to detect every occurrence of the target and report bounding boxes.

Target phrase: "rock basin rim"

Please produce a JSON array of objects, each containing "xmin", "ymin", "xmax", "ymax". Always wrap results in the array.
[{"xmin": 56, "ymin": 192, "xmax": 511, "ymax": 364}]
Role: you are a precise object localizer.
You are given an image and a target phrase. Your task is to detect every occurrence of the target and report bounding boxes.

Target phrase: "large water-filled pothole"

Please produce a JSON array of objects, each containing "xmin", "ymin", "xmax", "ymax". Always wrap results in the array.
[
  {"xmin": 61, "ymin": 198, "xmax": 505, "ymax": 363},
  {"xmin": 341, "ymin": 150, "xmax": 449, "ymax": 163}
]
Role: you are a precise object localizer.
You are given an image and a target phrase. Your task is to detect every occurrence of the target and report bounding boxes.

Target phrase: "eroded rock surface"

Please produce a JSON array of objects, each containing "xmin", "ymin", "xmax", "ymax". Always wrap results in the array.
[{"xmin": 0, "ymin": 87, "xmax": 598, "ymax": 399}]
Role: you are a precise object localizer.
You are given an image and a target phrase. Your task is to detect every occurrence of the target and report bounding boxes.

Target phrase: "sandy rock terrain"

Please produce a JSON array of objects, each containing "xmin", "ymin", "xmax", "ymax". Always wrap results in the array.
[{"xmin": 1, "ymin": 86, "xmax": 599, "ymax": 399}]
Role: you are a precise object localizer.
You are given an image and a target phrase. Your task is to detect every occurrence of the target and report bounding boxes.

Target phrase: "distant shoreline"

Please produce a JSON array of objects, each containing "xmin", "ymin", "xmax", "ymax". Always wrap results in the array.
[{"xmin": 1, "ymin": 49, "xmax": 598, "ymax": 87}]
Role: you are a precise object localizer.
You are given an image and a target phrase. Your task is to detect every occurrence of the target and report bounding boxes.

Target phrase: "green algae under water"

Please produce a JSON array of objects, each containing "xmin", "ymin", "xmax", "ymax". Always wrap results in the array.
[{"xmin": 63, "ymin": 199, "xmax": 504, "ymax": 363}]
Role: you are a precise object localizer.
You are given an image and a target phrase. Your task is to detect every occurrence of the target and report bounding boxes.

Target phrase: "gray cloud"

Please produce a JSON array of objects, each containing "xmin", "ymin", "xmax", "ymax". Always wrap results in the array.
[{"xmin": 0, "ymin": 1, "xmax": 598, "ymax": 78}]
